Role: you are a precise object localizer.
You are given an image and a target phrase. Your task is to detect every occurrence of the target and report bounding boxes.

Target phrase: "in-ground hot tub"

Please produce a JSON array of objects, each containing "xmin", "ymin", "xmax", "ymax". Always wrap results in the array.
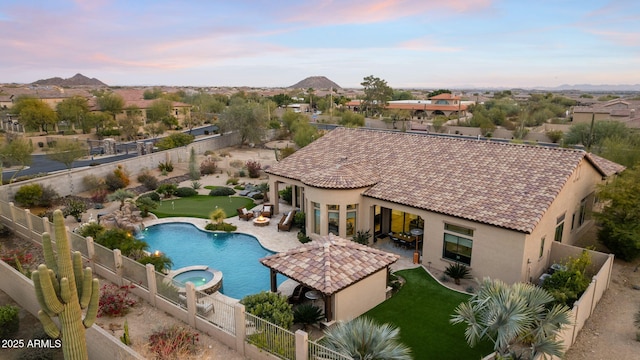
[{"xmin": 166, "ymin": 265, "xmax": 222, "ymax": 295}]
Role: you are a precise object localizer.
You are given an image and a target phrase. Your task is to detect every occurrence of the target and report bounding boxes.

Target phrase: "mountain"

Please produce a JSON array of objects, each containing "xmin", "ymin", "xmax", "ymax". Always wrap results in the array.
[
  {"xmin": 289, "ymin": 76, "xmax": 342, "ymax": 90},
  {"xmin": 31, "ymin": 73, "xmax": 107, "ymax": 87}
]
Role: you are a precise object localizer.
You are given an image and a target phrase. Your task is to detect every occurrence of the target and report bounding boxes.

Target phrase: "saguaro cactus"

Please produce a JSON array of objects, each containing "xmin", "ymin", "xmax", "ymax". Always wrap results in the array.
[{"xmin": 32, "ymin": 209, "xmax": 99, "ymax": 360}]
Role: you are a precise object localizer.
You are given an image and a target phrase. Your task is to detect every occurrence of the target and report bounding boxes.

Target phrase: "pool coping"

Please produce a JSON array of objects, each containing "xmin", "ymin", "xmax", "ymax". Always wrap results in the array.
[{"xmin": 166, "ymin": 265, "xmax": 223, "ymax": 294}]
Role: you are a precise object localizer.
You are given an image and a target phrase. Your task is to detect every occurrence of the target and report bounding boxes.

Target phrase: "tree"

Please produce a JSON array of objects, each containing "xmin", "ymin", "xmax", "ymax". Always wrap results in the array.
[
  {"xmin": 427, "ymin": 89, "xmax": 452, "ymax": 98},
  {"xmin": 322, "ymin": 317, "xmax": 412, "ymax": 360},
  {"xmin": 107, "ymin": 189, "xmax": 136, "ymax": 210},
  {"xmin": 56, "ymin": 96, "xmax": 89, "ymax": 133},
  {"xmin": 338, "ymin": 111, "xmax": 365, "ymax": 127},
  {"xmin": 0, "ymin": 135, "xmax": 33, "ymax": 183},
  {"xmin": 147, "ymin": 99, "xmax": 177, "ymax": 129},
  {"xmin": 46, "ymin": 139, "xmax": 87, "ymax": 170},
  {"xmin": 96, "ymin": 92, "xmax": 125, "ymax": 121},
  {"xmin": 11, "ymin": 96, "xmax": 58, "ymax": 132},
  {"xmin": 360, "ymin": 75, "xmax": 393, "ymax": 117},
  {"xmin": 451, "ymin": 278, "xmax": 572, "ymax": 359},
  {"xmin": 564, "ymin": 121, "xmax": 629, "ymax": 152},
  {"xmin": 599, "ymin": 135, "xmax": 640, "ymax": 168},
  {"xmin": 219, "ymin": 100, "xmax": 267, "ymax": 145},
  {"xmin": 143, "ymin": 87, "xmax": 163, "ymax": 100},
  {"xmin": 595, "ymin": 166, "xmax": 640, "ymax": 261},
  {"xmin": 135, "ymin": 196, "xmax": 158, "ymax": 217},
  {"xmin": 86, "ymin": 111, "xmax": 114, "ymax": 137},
  {"xmin": 118, "ymin": 105, "xmax": 143, "ymax": 140}
]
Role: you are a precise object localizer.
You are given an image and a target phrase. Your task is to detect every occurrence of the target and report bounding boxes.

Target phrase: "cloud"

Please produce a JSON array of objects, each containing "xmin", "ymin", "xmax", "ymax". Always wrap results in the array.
[
  {"xmin": 587, "ymin": 30, "xmax": 640, "ymax": 47},
  {"xmin": 397, "ymin": 38, "xmax": 462, "ymax": 52},
  {"xmin": 283, "ymin": 0, "xmax": 493, "ymax": 26}
]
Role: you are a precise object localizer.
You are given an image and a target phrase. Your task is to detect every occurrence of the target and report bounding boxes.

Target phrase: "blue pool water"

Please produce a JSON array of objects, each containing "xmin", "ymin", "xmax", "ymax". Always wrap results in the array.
[
  {"xmin": 137, "ymin": 223, "xmax": 284, "ymax": 299},
  {"xmin": 173, "ymin": 270, "xmax": 214, "ymax": 287}
]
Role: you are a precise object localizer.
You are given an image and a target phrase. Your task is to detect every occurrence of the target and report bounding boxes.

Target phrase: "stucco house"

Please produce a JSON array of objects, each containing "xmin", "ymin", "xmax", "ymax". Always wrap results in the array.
[
  {"xmin": 266, "ymin": 127, "xmax": 624, "ymax": 284},
  {"xmin": 572, "ymin": 99, "xmax": 640, "ymax": 129},
  {"xmin": 345, "ymin": 93, "xmax": 467, "ymax": 119}
]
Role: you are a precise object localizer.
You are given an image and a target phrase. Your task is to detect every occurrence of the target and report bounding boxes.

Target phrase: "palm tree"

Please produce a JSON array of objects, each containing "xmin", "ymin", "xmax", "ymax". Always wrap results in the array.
[
  {"xmin": 107, "ymin": 189, "xmax": 136, "ymax": 210},
  {"xmin": 321, "ymin": 317, "xmax": 412, "ymax": 360},
  {"xmin": 293, "ymin": 303, "xmax": 324, "ymax": 331},
  {"xmin": 209, "ymin": 208, "xmax": 226, "ymax": 224},
  {"xmin": 450, "ymin": 278, "xmax": 572, "ymax": 359}
]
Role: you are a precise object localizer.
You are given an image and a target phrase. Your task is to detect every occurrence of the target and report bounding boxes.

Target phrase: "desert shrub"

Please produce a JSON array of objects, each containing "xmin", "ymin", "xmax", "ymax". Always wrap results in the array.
[
  {"xmin": 293, "ymin": 303, "xmax": 324, "ymax": 330},
  {"xmin": 352, "ymin": 229, "xmax": 371, "ymax": 245},
  {"xmin": 238, "ymin": 170, "xmax": 246, "ymax": 177},
  {"xmin": 234, "ymin": 185, "xmax": 244, "ymax": 190},
  {"xmin": 0, "ymin": 248, "xmax": 34, "ymax": 274},
  {"xmin": 175, "ymin": 187, "xmax": 197, "ymax": 197},
  {"xmin": 98, "ymin": 283, "xmax": 137, "ymax": 317},
  {"xmin": 545, "ymin": 129, "xmax": 564, "ymax": 143},
  {"xmin": 297, "ymin": 231, "xmax": 311, "ymax": 243},
  {"xmin": 95, "ymin": 228, "xmax": 148, "ymax": 257},
  {"xmin": 542, "ymin": 250, "xmax": 592, "ymax": 307},
  {"xmin": 83, "ymin": 174, "xmax": 105, "ymax": 189},
  {"xmin": 137, "ymin": 171, "xmax": 159, "ymax": 190},
  {"xmin": 293, "ymin": 211, "xmax": 305, "ymax": 229},
  {"xmin": 105, "ymin": 172, "xmax": 127, "ymax": 191},
  {"xmin": 138, "ymin": 191, "xmax": 161, "ymax": 202},
  {"xmin": 208, "ymin": 187, "xmax": 235, "ymax": 196},
  {"xmin": 246, "ymin": 160, "xmax": 262, "ymax": 178},
  {"xmin": 148, "ymin": 325, "xmax": 200, "ymax": 359},
  {"xmin": 204, "ymin": 222, "xmax": 238, "ymax": 232},
  {"xmin": 158, "ymin": 160, "xmax": 174, "ymax": 173},
  {"xmin": 191, "ymin": 181, "xmax": 201, "ymax": 190},
  {"xmin": 229, "ymin": 159, "xmax": 244, "ymax": 168},
  {"xmin": 77, "ymin": 222, "xmax": 105, "ymax": 239},
  {"xmin": 279, "ymin": 186, "xmax": 292, "ymax": 204},
  {"xmin": 157, "ymin": 183, "xmax": 178, "ymax": 198},
  {"xmin": 251, "ymin": 193, "xmax": 264, "ymax": 200},
  {"xmin": 14, "ymin": 183, "xmax": 43, "ymax": 207},
  {"xmin": 241, "ymin": 291, "xmax": 293, "ymax": 328},
  {"xmin": 199, "ymin": 159, "xmax": 217, "ymax": 175},
  {"xmin": 113, "ymin": 165, "xmax": 130, "ymax": 187},
  {"xmin": 62, "ymin": 198, "xmax": 87, "ymax": 219},
  {"xmin": 90, "ymin": 188, "xmax": 108, "ymax": 204},
  {"xmin": 278, "ymin": 146, "xmax": 296, "ymax": 159},
  {"xmin": 0, "ymin": 305, "xmax": 20, "ymax": 339},
  {"xmin": 226, "ymin": 177, "xmax": 239, "ymax": 185},
  {"xmin": 39, "ymin": 185, "xmax": 60, "ymax": 207},
  {"xmin": 155, "ymin": 133, "xmax": 194, "ymax": 150},
  {"xmin": 0, "ymin": 223, "xmax": 11, "ymax": 237}
]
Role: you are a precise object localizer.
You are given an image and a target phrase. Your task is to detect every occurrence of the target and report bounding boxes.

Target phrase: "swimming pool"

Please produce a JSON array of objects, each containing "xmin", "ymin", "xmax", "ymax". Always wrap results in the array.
[{"xmin": 137, "ymin": 222, "xmax": 285, "ymax": 299}]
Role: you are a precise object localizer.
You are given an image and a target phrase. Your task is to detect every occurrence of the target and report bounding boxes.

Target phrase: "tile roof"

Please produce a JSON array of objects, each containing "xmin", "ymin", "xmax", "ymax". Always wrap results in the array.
[
  {"xmin": 260, "ymin": 234, "xmax": 399, "ymax": 295},
  {"xmin": 585, "ymin": 153, "xmax": 626, "ymax": 176},
  {"xmin": 300, "ymin": 157, "xmax": 379, "ymax": 188},
  {"xmin": 267, "ymin": 128, "xmax": 623, "ymax": 233}
]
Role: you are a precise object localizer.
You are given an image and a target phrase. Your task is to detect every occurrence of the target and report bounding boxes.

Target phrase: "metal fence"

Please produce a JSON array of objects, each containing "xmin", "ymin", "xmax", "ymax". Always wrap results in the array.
[
  {"xmin": 308, "ymin": 339, "xmax": 353, "ymax": 360},
  {"xmin": 69, "ymin": 231, "xmax": 89, "ymax": 257},
  {"xmin": 0, "ymin": 201, "xmax": 11, "ymax": 220},
  {"xmin": 29, "ymin": 212, "xmax": 45, "ymax": 235},
  {"xmin": 93, "ymin": 243, "xmax": 116, "ymax": 271},
  {"xmin": 121, "ymin": 256, "xmax": 148, "ymax": 289},
  {"xmin": 245, "ymin": 312, "xmax": 296, "ymax": 360},
  {"xmin": 13, "ymin": 209, "xmax": 27, "ymax": 228},
  {"xmin": 195, "ymin": 289, "xmax": 236, "ymax": 335}
]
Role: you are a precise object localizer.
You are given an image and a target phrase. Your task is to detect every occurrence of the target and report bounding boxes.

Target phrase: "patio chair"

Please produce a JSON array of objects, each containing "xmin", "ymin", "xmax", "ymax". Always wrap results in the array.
[
  {"xmin": 277, "ymin": 210, "xmax": 296, "ymax": 232},
  {"xmin": 288, "ymin": 284, "xmax": 305, "ymax": 304},
  {"xmin": 260, "ymin": 204, "xmax": 273, "ymax": 218},
  {"xmin": 237, "ymin": 207, "xmax": 254, "ymax": 221}
]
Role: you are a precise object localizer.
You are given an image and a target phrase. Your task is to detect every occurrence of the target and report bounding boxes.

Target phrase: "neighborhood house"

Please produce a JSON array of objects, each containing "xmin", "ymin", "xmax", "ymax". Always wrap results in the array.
[{"xmin": 266, "ymin": 127, "xmax": 624, "ymax": 284}]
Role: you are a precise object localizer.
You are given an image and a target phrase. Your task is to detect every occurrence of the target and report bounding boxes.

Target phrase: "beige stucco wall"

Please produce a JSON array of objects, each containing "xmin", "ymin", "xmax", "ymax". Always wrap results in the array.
[{"xmin": 332, "ymin": 269, "xmax": 387, "ymax": 321}]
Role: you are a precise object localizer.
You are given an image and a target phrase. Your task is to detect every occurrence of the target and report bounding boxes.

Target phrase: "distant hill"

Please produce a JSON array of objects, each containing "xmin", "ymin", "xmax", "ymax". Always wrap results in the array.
[
  {"xmin": 32, "ymin": 73, "xmax": 107, "ymax": 87},
  {"xmin": 289, "ymin": 76, "xmax": 341, "ymax": 90}
]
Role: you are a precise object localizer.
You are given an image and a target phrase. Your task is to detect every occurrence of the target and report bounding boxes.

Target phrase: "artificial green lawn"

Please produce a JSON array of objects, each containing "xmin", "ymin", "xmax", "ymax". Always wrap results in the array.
[
  {"xmin": 364, "ymin": 267, "xmax": 493, "ymax": 360},
  {"xmin": 150, "ymin": 195, "xmax": 255, "ymax": 219}
]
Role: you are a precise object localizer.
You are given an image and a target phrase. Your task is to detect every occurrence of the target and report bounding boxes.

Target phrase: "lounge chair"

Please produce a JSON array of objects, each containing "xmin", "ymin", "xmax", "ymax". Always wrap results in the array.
[
  {"xmin": 261, "ymin": 204, "xmax": 273, "ymax": 218},
  {"xmin": 277, "ymin": 210, "xmax": 296, "ymax": 232},
  {"xmin": 237, "ymin": 207, "xmax": 254, "ymax": 221}
]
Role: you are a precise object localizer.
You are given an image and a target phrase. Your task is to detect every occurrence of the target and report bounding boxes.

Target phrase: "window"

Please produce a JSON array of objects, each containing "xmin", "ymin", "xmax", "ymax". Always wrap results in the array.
[
  {"xmin": 313, "ymin": 202, "xmax": 320, "ymax": 234},
  {"xmin": 554, "ymin": 214, "xmax": 565, "ymax": 242},
  {"xmin": 539, "ymin": 236, "xmax": 546, "ymax": 259},
  {"xmin": 346, "ymin": 204, "xmax": 357, "ymax": 237},
  {"xmin": 578, "ymin": 197, "xmax": 588, "ymax": 227},
  {"xmin": 443, "ymin": 223, "xmax": 473, "ymax": 265},
  {"xmin": 328, "ymin": 205, "xmax": 339, "ymax": 235}
]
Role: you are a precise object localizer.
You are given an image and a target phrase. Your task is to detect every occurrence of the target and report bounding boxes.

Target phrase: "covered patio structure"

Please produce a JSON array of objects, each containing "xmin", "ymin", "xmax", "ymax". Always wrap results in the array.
[{"xmin": 260, "ymin": 234, "xmax": 399, "ymax": 322}]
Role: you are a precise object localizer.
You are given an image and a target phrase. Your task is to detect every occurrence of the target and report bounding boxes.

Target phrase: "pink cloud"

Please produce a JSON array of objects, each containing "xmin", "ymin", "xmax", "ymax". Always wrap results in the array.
[
  {"xmin": 397, "ymin": 38, "xmax": 462, "ymax": 52},
  {"xmin": 587, "ymin": 30, "xmax": 640, "ymax": 47},
  {"xmin": 284, "ymin": 0, "xmax": 493, "ymax": 25}
]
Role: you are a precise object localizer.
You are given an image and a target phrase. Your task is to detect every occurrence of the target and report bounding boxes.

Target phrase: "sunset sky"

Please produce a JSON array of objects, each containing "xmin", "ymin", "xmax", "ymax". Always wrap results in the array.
[{"xmin": 1, "ymin": 0, "xmax": 638, "ymax": 88}]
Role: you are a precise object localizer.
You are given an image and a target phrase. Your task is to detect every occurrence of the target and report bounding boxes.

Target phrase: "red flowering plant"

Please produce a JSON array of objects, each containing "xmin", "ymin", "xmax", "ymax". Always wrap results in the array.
[
  {"xmin": 98, "ymin": 283, "xmax": 138, "ymax": 317},
  {"xmin": 148, "ymin": 325, "xmax": 200, "ymax": 358}
]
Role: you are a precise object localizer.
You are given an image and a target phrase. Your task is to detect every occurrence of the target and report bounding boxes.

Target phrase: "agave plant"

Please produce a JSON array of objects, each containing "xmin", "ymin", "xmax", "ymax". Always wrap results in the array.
[
  {"xmin": 321, "ymin": 317, "xmax": 412, "ymax": 360},
  {"xmin": 444, "ymin": 262, "xmax": 472, "ymax": 285},
  {"xmin": 293, "ymin": 303, "xmax": 324, "ymax": 331}
]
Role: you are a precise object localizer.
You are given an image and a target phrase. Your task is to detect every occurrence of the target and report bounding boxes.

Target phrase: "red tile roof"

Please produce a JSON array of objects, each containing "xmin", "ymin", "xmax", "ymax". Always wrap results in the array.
[
  {"xmin": 260, "ymin": 234, "xmax": 399, "ymax": 294},
  {"xmin": 267, "ymin": 128, "xmax": 624, "ymax": 233}
]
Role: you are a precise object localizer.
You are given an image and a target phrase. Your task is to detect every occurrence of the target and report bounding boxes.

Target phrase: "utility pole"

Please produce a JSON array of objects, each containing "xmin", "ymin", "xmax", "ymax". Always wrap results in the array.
[{"xmin": 586, "ymin": 112, "xmax": 595, "ymax": 152}]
